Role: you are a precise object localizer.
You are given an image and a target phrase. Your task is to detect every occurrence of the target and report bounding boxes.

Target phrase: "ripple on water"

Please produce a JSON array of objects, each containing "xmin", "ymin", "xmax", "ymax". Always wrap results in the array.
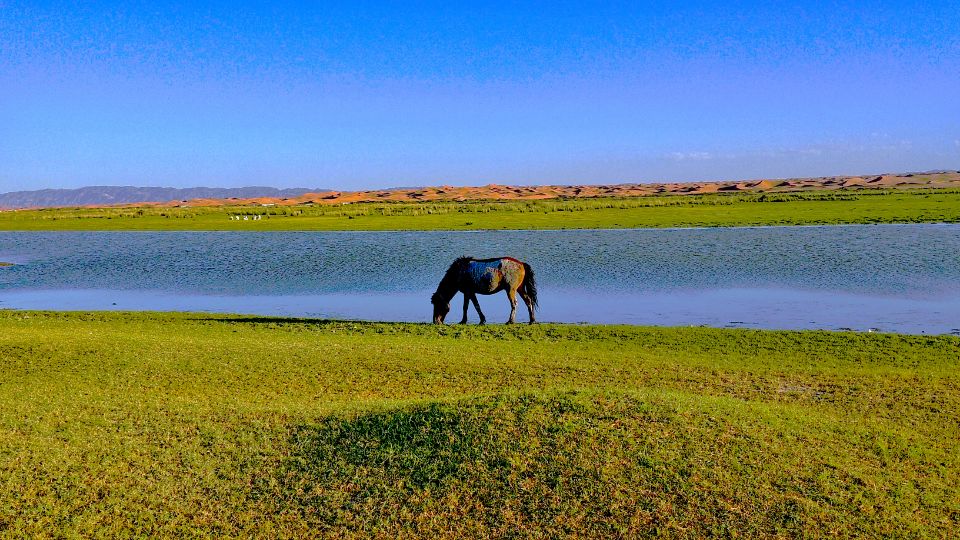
[{"xmin": 0, "ymin": 225, "xmax": 959, "ymax": 332}]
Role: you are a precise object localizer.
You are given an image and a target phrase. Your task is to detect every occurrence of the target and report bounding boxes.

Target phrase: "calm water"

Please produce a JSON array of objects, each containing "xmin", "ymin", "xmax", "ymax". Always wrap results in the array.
[{"xmin": 1, "ymin": 225, "xmax": 958, "ymax": 334}]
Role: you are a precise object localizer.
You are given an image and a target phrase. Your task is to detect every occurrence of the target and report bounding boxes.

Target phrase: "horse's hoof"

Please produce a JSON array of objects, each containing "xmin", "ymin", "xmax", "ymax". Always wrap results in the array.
[
  {"xmin": 479, "ymin": 320, "xmax": 486, "ymax": 325},
  {"xmin": 459, "ymin": 320, "xmax": 468, "ymax": 325}
]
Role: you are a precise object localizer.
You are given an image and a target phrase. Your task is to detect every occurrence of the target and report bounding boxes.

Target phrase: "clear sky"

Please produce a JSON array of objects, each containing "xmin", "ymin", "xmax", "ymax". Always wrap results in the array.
[{"xmin": 1, "ymin": 1, "xmax": 958, "ymax": 191}]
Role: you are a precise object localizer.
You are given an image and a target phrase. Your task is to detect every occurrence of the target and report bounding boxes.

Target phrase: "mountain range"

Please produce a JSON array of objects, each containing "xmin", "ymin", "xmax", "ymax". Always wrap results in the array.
[{"xmin": 0, "ymin": 186, "xmax": 328, "ymax": 210}]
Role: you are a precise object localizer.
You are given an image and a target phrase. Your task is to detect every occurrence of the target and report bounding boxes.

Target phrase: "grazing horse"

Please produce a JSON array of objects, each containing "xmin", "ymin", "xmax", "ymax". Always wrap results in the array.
[{"xmin": 431, "ymin": 256, "xmax": 538, "ymax": 324}]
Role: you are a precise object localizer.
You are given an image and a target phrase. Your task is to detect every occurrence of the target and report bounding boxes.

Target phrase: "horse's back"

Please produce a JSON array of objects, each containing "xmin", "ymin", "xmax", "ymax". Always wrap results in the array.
[{"xmin": 463, "ymin": 257, "xmax": 524, "ymax": 294}]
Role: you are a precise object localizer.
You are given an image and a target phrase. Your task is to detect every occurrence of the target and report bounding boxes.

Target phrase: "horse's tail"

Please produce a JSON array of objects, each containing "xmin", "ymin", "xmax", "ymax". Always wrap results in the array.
[{"xmin": 521, "ymin": 262, "xmax": 538, "ymax": 310}]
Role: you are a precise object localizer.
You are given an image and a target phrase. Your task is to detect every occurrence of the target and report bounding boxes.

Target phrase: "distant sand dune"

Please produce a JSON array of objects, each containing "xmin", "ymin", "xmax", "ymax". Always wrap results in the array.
[{"xmin": 48, "ymin": 171, "xmax": 960, "ymax": 210}]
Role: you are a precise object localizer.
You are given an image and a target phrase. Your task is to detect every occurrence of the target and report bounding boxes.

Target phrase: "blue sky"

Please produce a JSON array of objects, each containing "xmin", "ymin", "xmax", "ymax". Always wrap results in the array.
[{"xmin": 1, "ymin": 1, "xmax": 958, "ymax": 191}]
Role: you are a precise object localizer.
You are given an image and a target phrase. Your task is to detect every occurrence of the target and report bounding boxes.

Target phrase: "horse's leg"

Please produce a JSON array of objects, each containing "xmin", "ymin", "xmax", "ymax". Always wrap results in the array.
[
  {"xmin": 506, "ymin": 289, "xmax": 518, "ymax": 324},
  {"xmin": 459, "ymin": 293, "xmax": 469, "ymax": 324},
  {"xmin": 470, "ymin": 295, "xmax": 486, "ymax": 325},
  {"xmin": 519, "ymin": 289, "xmax": 536, "ymax": 324}
]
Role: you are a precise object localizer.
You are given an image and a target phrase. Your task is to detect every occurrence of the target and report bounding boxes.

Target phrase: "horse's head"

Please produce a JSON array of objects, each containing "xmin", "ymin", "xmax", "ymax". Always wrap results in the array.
[{"xmin": 431, "ymin": 292, "xmax": 450, "ymax": 324}]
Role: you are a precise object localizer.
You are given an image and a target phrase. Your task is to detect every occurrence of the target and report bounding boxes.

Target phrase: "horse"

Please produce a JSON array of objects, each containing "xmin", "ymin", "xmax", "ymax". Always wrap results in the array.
[{"xmin": 431, "ymin": 256, "xmax": 538, "ymax": 324}]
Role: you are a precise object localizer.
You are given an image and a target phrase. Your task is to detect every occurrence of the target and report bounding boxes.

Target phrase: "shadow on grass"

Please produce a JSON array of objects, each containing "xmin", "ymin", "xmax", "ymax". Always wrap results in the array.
[
  {"xmin": 251, "ymin": 393, "xmax": 835, "ymax": 537},
  {"xmin": 198, "ymin": 315, "xmax": 586, "ymax": 340},
  {"xmin": 259, "ymin": 393, "xmax": 621, "ymax": 535},
  {"xmin": 248, "ymin": 390, "xmax": 957, "ymax": 536},
  {"xmin": 199, "ymin": 316, "xmax": 394, "ymax": 327}
]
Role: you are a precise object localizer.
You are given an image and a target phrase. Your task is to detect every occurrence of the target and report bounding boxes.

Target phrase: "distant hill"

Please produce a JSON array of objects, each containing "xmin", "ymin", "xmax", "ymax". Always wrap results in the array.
[
  {"xmin": 3, "ymin": 171, "xmax": 959, "ymax": 210},
  {"xmin": 0, "ymin": 186, "xmax": 329, "ymax": 210}
]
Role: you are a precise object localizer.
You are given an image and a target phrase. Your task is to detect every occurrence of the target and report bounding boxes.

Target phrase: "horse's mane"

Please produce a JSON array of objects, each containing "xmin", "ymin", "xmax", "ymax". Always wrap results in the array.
[
  {"xmin": 442, "ymin": 256, "xmax": 473, "ymax": 282},
  {"xmin": 432, "ymin": 256, "xmax": 473, "ymax": 304}
]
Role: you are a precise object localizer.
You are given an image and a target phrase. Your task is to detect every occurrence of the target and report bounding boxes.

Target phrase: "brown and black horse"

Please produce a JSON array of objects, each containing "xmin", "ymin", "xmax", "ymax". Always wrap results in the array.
[{"xmin": 431, "ymin": 256, "xmax": 538, "ymax": 324}]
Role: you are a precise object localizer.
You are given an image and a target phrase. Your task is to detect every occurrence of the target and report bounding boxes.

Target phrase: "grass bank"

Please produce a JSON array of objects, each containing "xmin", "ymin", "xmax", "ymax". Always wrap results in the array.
[
  {"xmin": 1, "ymin": 189, "xmax": 959, "ymax": 230},
  {"xmin": 0, "ymin": 311, "xmax": 957, "ymax": 536}
]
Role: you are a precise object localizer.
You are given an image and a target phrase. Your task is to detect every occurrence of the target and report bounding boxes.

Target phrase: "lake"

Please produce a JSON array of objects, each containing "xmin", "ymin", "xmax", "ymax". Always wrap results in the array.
[{"xmin": 1, "ymin": 225, "xmax": 958, "ymax": 334}]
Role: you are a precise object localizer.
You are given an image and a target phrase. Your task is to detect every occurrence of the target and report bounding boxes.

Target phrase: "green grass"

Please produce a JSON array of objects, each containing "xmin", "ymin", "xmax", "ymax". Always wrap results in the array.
[
  {"xmin": 1, "ymin": 311, "xmax": 957, "ymax": 537},
  {"xmin": 2, "ymin": 189, "xmax": 959, "ymax": 230}
]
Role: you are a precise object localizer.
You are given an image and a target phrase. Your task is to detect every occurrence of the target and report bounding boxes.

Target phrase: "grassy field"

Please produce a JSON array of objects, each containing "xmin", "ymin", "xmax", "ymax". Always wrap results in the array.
[
  {"xmin": 0, "ymin": 311, "xmax": 957, "ymax": 537},
  {"xmin": 1, "ymin": 189, "xmax": 959, "ymax": 230}
]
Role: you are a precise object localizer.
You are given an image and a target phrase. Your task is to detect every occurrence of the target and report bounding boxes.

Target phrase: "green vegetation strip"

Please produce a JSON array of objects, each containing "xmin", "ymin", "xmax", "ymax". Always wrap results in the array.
[
  {"xmin": 0, "ymin": 311, "xmax": 957, "ymax": 536},
  {"xmin": 1, "ymin": 189, "xmax": 959, "ymax": 230}
]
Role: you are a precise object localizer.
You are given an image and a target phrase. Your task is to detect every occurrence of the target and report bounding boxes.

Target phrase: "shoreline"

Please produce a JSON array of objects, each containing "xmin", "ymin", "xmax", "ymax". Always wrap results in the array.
[
  {"xmin": 1, "ymin": 220, "xmax": 958, "ymax": 234},
  {"xmin": 2, "ymin": 308, "xmax": 958, "ymax": 337}
]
